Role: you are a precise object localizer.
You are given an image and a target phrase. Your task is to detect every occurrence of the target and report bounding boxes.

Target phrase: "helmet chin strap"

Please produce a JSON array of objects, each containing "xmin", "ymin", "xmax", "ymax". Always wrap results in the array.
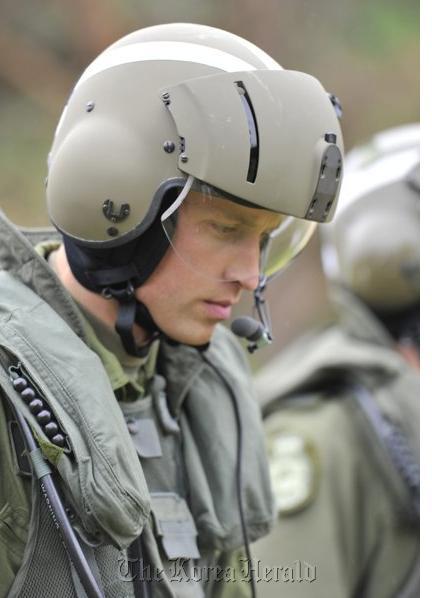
[
  {"xmin": 101, "ymin": 282, "xmax": 160, "ymax": 357},
  {"xmin": 109, "ymin": 282, "xmax": 210, "ymax": 356}
]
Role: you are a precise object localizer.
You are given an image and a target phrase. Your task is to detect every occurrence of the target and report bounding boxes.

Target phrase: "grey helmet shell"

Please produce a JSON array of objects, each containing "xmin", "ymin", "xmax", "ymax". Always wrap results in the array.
[{"xmin": 46, "ymin": 23, "xmax": 343, "ymax": 248}]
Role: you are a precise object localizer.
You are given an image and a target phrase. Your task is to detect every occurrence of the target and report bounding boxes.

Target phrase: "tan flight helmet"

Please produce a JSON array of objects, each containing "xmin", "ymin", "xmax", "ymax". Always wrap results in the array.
[
  {"xmin": 46, "ymin": 23, "xmax": 344, "ymax": 354},
  {"xmin": 321, "ymin": 123, "xmax": 419, "ymax": 314}
]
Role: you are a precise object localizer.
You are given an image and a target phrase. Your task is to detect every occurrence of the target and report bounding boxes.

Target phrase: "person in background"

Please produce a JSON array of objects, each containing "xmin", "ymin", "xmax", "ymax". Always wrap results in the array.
[
  {"xmin": 252, "ymin": 124, "xmax": 419, "ymax": 598},
  {"xmin": 0, "ymin": 23, "xmax": 344, "ymax": 598},
  {"xmin": 323, "ymin": 123, "xmax": 419, "ymax": 368}
]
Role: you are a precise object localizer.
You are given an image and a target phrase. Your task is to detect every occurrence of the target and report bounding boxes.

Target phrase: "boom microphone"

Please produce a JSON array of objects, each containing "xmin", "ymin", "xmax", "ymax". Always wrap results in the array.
[
  {"xmin": 231, "ymin": 316, "xmax": 263, "ymax": 340},
  {"xmin": 231, "ymin": 316, "xmax": 272, "ymax": 353}
]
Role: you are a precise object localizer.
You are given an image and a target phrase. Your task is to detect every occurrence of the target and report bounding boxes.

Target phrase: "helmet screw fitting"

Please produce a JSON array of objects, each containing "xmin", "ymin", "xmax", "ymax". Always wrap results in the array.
[
  {"xmin": 86, "ymin": 101, "xmax": 95, "ymax": 112},
  {"xmin": 163, "ymin": 141, "xmax": 176, "ymax": 153},
  {"xmin": 180, "ymin": 154, "xmax": 189, "ymax": 163},
  {"xmin": 325, "ymin": 133, "xmax": 337, "ymax": 144},
  {"xmin": 102, "ymin": 199, "xmax": 130, "ymax": 223},
  {"xmin": 161, "ymin": 92, "xmax": 171, "ymax": 106},
  {"xmin": 107, "ymin": 226, "xmax": 119, "ymax": 237}
]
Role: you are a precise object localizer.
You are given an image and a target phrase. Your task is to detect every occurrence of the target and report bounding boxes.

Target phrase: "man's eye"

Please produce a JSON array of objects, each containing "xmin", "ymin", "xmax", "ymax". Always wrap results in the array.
[{"xmin": 209, "ymin": 222, "xmax": 238, "ymax": 235}]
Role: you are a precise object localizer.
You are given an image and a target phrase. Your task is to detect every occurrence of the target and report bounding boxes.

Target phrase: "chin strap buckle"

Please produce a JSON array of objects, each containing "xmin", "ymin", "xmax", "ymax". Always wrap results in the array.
[
  {"xmin": 101, "ymin": 281, "xmax": 135, "ymax": 301},
  {"xmin": 100, "ymin": 280, "xmax": 161, "ymax": 357},
  {"xmin": 101, "ymin": 280, "xmax": 158, "ymax": 358}
]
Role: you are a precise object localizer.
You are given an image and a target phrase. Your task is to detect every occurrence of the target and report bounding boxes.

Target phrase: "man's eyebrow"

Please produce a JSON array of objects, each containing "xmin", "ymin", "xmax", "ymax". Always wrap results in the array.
[{"xmin": 209, "ymin": 204, "xmax": 282, "ymax": 230}]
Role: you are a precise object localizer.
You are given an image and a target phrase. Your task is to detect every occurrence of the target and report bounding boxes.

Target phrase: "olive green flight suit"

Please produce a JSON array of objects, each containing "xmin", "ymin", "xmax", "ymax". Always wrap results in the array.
[
  {"xmin": 0, "ymin": 211, "xmax": 274, "ymax": 597},
  {"xmin": 252, "ymin": 288, "xmax": 419, "ymax": 598}
]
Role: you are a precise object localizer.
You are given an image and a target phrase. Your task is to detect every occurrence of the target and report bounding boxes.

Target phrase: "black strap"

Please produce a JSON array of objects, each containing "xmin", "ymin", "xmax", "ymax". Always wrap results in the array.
[
  {"xmin": 114, "ymin": 298, "xmax": 155, "ymax": 359},
  {"xmin": 128, "ymin": 536, "xmax": 153, "ymax": 598},
  {"xmin": 114, "ymin": 295, "xmax": 160, "ymax": 358},
  {"xmin": 351, "ymin": 384, "xmax": 419, "ymax": 520},
  {"xmin": 135, "ymin": 302, "xmax": 160, "ymax": 337}
]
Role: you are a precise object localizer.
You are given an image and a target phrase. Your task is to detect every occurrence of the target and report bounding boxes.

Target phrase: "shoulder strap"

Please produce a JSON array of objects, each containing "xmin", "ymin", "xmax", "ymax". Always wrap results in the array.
[{"xmin": 350, "ymin": 383, "xmax": 419, "ymax": 520}]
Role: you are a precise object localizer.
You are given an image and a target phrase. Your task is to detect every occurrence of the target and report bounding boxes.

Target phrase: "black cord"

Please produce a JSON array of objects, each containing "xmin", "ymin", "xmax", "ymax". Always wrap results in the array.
[{"xmin": 201, "ymin": 354, "xmax": 257, "ymax": 598}]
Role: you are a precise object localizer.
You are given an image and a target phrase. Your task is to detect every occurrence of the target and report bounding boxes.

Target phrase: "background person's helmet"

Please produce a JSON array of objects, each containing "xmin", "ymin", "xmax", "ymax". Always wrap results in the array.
[
  {"xmin": 321, "ymin": 123, "xmax": 419, "ymax": 341},
  {"xmin": 46, "ymin": 23, "xmax": 344, "ymax": 354}
]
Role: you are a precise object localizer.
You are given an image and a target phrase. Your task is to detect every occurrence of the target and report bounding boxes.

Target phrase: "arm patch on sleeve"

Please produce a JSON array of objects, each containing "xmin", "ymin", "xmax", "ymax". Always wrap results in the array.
[{"xmin": 267, "ymin": 430, "xmax": 319, "ymax": 515}]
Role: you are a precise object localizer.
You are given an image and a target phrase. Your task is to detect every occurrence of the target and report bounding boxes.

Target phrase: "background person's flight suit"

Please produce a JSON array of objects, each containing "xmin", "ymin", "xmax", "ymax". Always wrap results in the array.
[{"xmin": 253, "ymin": 124, "xmax": 420, "ymax": 598}]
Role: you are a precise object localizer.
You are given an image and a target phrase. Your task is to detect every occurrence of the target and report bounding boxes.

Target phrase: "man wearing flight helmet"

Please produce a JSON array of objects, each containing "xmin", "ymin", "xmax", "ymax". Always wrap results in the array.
[
  {"xmin": 253, "ymin": 124, "xmax": 419, "ymax": 597},
  {"xmin": 0, "ymin": 23, "xmax": 342, "ymax": 597},
  {"xmin": 324, "ymin": 124, "xmax": 420, "ymax": 367}
]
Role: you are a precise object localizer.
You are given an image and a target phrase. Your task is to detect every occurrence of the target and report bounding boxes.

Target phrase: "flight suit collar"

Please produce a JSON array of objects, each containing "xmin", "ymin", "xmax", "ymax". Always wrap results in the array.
[
  {"xmin": 37, "ymin": 238, "xmax": 161, "ymax": 400},
  {"xmin": 0, "ymin": 213, "xmax": 87, "ymax": 339},
  {"xmin": 158, "ymin": 339, "xmax": 206, "ymax": 416}
]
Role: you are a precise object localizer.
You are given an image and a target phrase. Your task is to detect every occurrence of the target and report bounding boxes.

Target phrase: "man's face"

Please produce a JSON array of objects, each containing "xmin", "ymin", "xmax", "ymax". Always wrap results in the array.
[{"xmin": 136, "ymin": 193, "xmax": 282, "ymax": 345}]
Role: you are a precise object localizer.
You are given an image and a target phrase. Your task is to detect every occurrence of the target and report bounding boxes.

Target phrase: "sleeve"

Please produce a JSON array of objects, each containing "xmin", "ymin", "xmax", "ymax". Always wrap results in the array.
[{"xmin": 251, "ymin": 396, "xmax": 419, "ymax": 598}]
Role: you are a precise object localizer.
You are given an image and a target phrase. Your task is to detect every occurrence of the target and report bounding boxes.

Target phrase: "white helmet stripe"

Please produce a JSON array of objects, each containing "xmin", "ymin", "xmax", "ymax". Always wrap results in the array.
[{"xmin": 76, "ymin": 41, "xmax": 258, "ymax": 89}]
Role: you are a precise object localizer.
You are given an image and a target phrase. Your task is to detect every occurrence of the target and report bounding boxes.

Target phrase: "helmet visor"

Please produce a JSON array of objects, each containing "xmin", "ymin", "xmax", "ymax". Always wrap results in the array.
[{"xmin": 161, "ymin": 176, "xmax": 316, "ymax": 284}]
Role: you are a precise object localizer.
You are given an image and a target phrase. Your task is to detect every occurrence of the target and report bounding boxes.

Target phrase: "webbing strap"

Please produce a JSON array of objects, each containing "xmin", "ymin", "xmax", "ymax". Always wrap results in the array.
[
  {"xmin": 115, "ymin": 299, "xmax": 141, "ymax": 356},
  {"xmin": 351, "ymin": 384, "xmax": 419, "ymax": 519}
]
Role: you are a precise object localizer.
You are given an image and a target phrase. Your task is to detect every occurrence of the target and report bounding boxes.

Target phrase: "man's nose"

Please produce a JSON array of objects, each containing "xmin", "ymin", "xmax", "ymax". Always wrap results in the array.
[
  {"xmin": 224, "ymin": 241, "xmax": 261, "ymax": 291},
  {"xmin": 240, "ymin": 271, "xmax": 261, "ymax": 291}
]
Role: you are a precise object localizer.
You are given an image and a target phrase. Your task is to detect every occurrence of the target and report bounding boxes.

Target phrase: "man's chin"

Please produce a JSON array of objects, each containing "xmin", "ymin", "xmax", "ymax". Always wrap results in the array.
[{"xmin": 164, "ymin": 324, "xmax": 215, "ymax": 347}]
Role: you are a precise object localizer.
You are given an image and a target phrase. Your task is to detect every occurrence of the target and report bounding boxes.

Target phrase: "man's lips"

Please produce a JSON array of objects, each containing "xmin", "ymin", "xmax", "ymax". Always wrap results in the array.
[{"xmin": 202, "ymin": 299, "xmax": 235, "ymax": 320}]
